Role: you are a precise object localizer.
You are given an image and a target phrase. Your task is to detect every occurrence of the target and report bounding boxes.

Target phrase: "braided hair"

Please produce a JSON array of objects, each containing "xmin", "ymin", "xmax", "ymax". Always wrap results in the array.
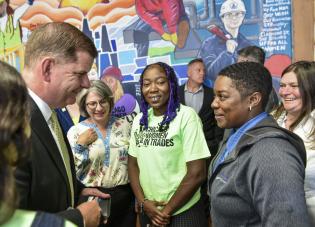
[{"xmin": 139, "ymin": 62, "xmax": 180, "ymax": 131}]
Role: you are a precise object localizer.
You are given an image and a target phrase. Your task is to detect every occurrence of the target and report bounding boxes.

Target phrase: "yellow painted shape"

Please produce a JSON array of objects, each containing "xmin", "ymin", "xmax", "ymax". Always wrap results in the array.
[{"xmin": 60, "ymin": 0, "xmax": 104, "ymax": 13}]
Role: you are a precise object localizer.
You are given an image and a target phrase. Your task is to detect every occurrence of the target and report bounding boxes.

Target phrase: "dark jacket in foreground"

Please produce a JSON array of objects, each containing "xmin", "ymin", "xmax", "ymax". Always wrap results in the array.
[
  {"xmin": 15, "ymin": 97, "xmax": 84, "ymax": 227},
  {"xmin": 208, "ymin": 116, "xmax": 310, "ymax": 227}
]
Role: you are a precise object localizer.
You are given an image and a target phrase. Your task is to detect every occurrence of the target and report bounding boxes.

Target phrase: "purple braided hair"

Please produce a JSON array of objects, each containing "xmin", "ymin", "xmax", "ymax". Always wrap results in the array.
[{"xmin": 139, "ymin": 62, "xmax": 180, "ymax": 131}]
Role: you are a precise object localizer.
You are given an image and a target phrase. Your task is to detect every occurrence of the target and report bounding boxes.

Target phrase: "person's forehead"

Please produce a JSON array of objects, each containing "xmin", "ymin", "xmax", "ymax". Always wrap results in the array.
[
  {"xmin": 281, "ymin": 71, "xmax": 298, "ymax": 82},
  {"xmin": 189, "ymin": 61, "xmax": 203, "ymax": 69},
  {"xmin": 144, "ymin": 67, "xmax": 166, "ymax": 78},
  {"xmin": 86, "ymin": 91, "xmax": 103, "ymax": 99},
  {"xmin": 192, "ymin": 61, "xmax": 204, "ymax": 66}
]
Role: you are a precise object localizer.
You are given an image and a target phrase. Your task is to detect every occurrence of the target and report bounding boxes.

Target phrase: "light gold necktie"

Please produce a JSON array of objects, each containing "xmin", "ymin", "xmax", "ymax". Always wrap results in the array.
[{"xmin": 50, "ymin": 110, "xmax": 74, "ymax": 207}]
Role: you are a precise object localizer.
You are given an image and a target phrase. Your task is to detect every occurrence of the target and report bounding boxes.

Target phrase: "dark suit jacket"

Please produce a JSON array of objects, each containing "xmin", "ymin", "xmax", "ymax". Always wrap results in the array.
[
  {"xmin": 15, "ymin": 97, "xmax": 84, "ymax": 227},
  {"xmin": 179, "ymin": 84, "xmax": 224, "ymax": 159}
]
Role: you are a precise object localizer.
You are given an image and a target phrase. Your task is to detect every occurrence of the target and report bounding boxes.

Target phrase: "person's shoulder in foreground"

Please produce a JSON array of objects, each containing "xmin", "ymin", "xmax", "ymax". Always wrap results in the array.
[{"xmin": 2, "ymin": 210, "xmax": 77, "ymax": 227}]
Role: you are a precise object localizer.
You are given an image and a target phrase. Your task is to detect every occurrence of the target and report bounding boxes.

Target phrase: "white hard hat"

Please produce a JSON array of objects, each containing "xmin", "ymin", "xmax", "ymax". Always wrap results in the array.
[{"xmin": 219, "ymin": 0, "xmax": 246, "ymax": 17}]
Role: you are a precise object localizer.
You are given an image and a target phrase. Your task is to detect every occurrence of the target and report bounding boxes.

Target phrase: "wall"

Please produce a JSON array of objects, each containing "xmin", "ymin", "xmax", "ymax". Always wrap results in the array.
[
  {"xmin": 2, "ymin": 1, "xmax": 294, "ymax": 82},
  {"xmin": 292, "ymin": 0, "xmax": 314, "ymax": 61}
]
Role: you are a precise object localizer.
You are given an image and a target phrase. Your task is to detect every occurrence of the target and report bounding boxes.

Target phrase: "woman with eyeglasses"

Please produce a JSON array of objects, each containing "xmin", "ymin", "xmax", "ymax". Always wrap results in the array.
[{"xmin": 67, "ymin": 80, "xmax": 136, "ymax": 227}]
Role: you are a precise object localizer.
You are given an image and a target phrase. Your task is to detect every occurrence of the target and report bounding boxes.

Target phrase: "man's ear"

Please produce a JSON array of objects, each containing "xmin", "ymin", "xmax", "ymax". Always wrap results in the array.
[
  {"xmin": 40, "ymin": 57, "xmax": 55, "ymax": 82},
  {"xmin": 187, "ymin": 66, "xmax": 191, "ymax": 78}
]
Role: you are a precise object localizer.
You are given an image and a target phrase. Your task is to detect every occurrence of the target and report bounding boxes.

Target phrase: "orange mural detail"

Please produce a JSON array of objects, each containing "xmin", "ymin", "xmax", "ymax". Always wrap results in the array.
[
  {"xmin": 20, "ymin": 1, "xmax": 84, "ymax": 29},
  {"xmin": 10, "ymin": 0, "xmax": 59, "ymax": 9},
  {"xmin": 12, "ymin": 0, "xmax": 135, "ymax": 30},
  {"xmin": 87, "ymin": 0, "xmax": 135, "ymax": 29}
]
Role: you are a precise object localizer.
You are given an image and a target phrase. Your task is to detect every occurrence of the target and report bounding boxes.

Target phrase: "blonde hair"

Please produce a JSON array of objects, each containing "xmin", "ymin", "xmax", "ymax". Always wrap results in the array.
[{"xmin": 113, "ymin": 81, "xmax": 124, "ymax": 103}]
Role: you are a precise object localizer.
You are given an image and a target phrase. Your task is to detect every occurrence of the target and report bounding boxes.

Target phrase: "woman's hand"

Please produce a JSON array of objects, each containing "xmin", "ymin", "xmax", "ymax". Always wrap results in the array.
[
  {"xmin": 144, "ymin": 200, "xmax": 170, "ymax": 226},
  {"xmin": 77, "ymin": 128, "xmax": 98, "ymax": 146}
]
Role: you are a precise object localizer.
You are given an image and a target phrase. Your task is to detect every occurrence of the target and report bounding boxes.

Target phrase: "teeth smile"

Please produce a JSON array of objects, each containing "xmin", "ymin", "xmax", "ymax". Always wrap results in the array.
[{"xmin": 152, "ymin": 96, "xmax": 159, "ymax": 101}]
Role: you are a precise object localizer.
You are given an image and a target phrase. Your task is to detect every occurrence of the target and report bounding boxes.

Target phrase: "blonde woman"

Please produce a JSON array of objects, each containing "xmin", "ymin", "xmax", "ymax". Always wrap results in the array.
[{"xmin": 101, "ymin": 65, "xmax": 139, "ymax": 118}]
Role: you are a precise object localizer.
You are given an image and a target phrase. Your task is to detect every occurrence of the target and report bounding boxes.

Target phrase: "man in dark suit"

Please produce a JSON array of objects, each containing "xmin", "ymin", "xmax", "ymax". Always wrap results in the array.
[
  {"xmin": 179, "ymin": 58, "xmax": 224, "ymax": 223},
  {"xmin": 179, "ymin": 58, "xmax": 223, "ymax": 156},
  {"xmin": 15, "ymin": 22, "xmax": 109, "ymax": 227}
]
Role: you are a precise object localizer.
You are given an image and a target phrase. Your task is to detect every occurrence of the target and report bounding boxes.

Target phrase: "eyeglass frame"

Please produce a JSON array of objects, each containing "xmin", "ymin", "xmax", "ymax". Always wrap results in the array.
[
  {"xmin": 222, "ymin": 11, "xmax": 245, "ymax": 19},
  {"xmin": 86, "ymin": 99, "xmax": 109, "ymax": 109}
]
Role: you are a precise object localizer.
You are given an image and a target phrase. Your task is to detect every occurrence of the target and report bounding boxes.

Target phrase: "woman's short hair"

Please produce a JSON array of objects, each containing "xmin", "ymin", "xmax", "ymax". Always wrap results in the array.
[
  {"xmin": 274, "ymin": 61, "xmax": 315, "ymax": 131},
  {"xmin": 218, "ymin": 61, "xmax": 272, "ymax": 110},
  {"xmin": 139, "ymin": 62, "xmax": 180, "ymax": 131},
  {"xmin": 0, "ymin": 61, "xmax": 30, "ymax": 223},
  {"xmin": 77, "ymin": 80, "xmax": 114, "ymax": 117}
]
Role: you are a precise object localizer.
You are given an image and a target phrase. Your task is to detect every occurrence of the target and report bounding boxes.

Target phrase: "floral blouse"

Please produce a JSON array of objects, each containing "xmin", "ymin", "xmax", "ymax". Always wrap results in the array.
[{"xmin": 67, "ymin": 116, "xmax": 132, "ymax": 188}]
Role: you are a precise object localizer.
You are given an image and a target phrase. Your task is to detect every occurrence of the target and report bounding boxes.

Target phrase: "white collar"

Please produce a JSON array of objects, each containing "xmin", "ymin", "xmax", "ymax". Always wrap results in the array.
[
  {"xmin": 184, "ymin": 83, "xmax": 203, "ymax": 93},
  {"xmin": 28, "ymin": 88, "xmax": 52, "ymax": 123}
]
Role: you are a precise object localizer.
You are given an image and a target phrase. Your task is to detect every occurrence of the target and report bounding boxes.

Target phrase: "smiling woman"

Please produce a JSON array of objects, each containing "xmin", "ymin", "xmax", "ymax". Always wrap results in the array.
[
  {"xmin": 67, "ymin": 80, "xmax": 136, "ymax": 227},
  {"xmin": 272, "ymin": 61, "xmax": 315, "ymax": 225},
  {"xmin": 141, "ymin": 66, "xmax": 170, "ymax": 117},
  {"xmin": 128, "ymin": 62, "xmax": 210, "ymax": 227},
  {"xmin": 208, "ymin": 61, "xmax": 310, "ymax": 226}
]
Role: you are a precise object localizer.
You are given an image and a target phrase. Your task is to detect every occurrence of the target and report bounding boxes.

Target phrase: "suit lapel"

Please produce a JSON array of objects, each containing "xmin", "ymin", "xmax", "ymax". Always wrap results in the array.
[
  {"xmin": 199, "ymin": 85, "xmax": 213, "ymax": 114},
  {"xmin": 179, "ymin": 85, "xmax": 186, "ymax": 105},
  {"xmin": 29, "ymin": 97, "xmax": 71, "ymax": 195}
]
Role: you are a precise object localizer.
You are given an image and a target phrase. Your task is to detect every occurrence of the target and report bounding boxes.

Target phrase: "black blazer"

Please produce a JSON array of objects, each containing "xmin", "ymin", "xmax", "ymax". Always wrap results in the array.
[
  {"xmin": 15, "ymin": 97, "xmax": 84, "ymax": 227},
  {"xmin": 179, "ymin": 84, "xmax": 224, "ymax": 158}
]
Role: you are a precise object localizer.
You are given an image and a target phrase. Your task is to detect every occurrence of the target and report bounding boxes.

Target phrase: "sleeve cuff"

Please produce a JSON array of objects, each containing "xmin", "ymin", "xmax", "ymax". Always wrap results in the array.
[{"xmin": 74, "ymin": 144, "xmax": 88, "ymax": 153}]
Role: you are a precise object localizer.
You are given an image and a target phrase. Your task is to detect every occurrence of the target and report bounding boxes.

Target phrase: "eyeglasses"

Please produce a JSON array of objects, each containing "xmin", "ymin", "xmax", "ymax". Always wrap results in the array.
[
  {"xmin": 86, "ymin": 99, "xmax": 108, "ymax": 109},
  {"xmin": 223, "ymin": 12, "xmax": 245, "ymax": 19}
]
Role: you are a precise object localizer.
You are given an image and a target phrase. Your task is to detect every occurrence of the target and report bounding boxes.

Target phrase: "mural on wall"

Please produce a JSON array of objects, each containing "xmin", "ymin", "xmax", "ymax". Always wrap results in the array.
[
  {"xmin": 1, "ymin": 0, "xmax": 292, "ymax": 100},
  {"xmin": 0, "ymin": 0, "xmax": 33, "ymax": 69},
  {"xmin": 133, "ymin": 0, "xmax": 190, "ymax": 57}
]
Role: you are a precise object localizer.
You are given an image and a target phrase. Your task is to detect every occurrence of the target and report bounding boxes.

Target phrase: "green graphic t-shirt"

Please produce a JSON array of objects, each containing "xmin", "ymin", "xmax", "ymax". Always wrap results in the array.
[{"xmin": 129, "ymin": 104, "xmax": 210, "ymax": 215}]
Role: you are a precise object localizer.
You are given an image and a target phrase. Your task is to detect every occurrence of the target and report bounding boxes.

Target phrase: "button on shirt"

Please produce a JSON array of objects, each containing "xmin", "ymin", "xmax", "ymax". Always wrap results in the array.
[{"xmin": 184, "ymin": 83, "xmax": 204, "ymax": 113}]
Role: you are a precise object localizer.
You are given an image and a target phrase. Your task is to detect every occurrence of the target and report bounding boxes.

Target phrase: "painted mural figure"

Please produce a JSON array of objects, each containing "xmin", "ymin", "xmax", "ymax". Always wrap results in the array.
[
  {"xmin": 198, "ymin": 0, "xmax": 252, "ymax": 86},
  {"xmin": 0, "ymin": 0, "xmax": 33, "ymax": 55},
  {"xmin": 101, "ymin": 65, "xmax": 139, "ymax": 119},
  {"xmin": 133, "ymin": 0, "xmax": 190, "ymax": 57}
]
